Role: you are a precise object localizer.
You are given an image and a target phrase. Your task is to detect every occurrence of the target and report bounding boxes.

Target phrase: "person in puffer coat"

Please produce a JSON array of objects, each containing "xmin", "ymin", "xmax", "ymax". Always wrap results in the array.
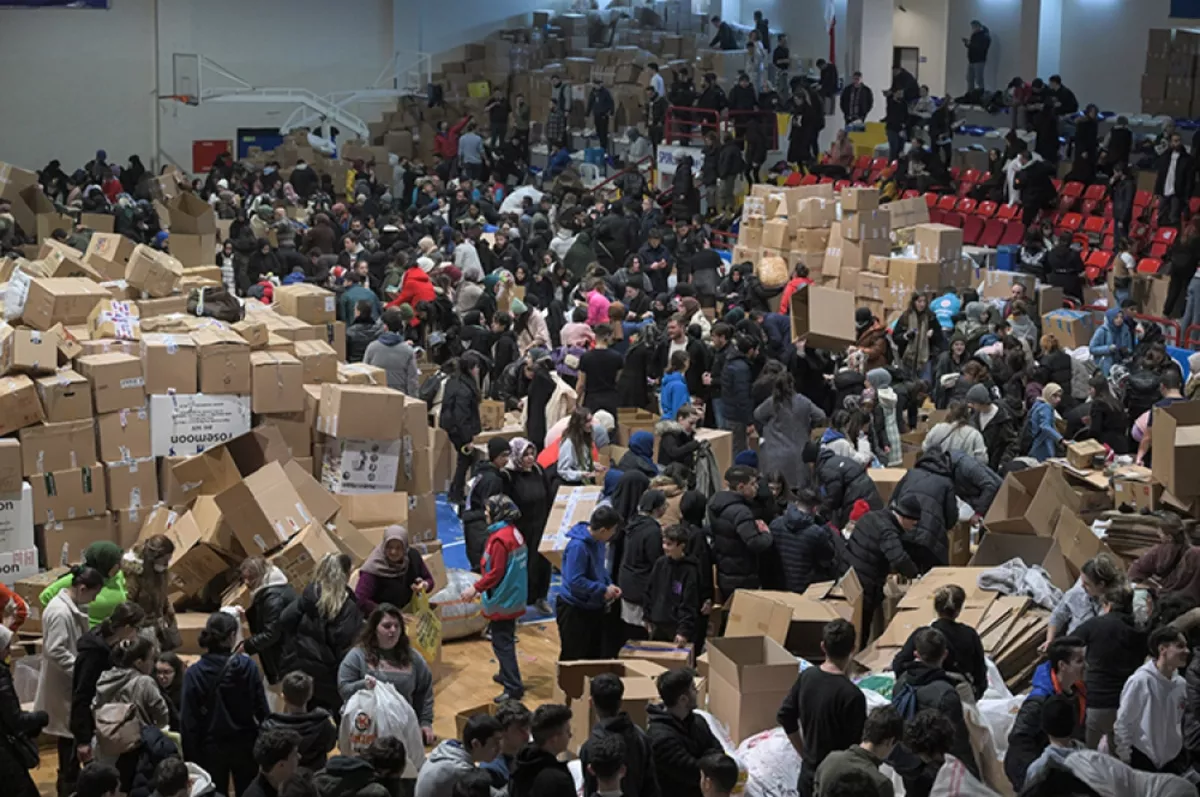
[
  {"xmin": 239, "ymin": 558, "xmax": 297, "ymax": 686},
  {"xmin": 765, "ymin": 489, "xmax": 846, "ymax": 594},
  {"xmin": 804, "ymin": 442, "xmax": 883, "ymax": 528},
  {"xmin": 461, "ymin": 439, "xmax": 512, "ymax": 574},
  {"xmin": 315, "ymin": 755, "xmax": 392, "ymax": 797},
  {"xmin": 126, "ymin": 725, "xmax": 182, "ymax": 797},
  {"xmin": 948, "ymin": 451, "xmax": 1002, "ymax": 518},
  {"xmin": 707, "ymin": 466, "xmax": 773, "ymax": 597},
  {"xmin": 890, "ymin": 450, "xmax": 957, "ymax": 571},
  {"xmin": 618, "ymin": 491, "xmax": 667, "ymax": 639},
  {"xmin": 618, "ymin": 431, "xmax": 660, "ymax": 479},
  {"xmin": 843, "ymin": 498, "xmax": 920, "ymax": 647}
]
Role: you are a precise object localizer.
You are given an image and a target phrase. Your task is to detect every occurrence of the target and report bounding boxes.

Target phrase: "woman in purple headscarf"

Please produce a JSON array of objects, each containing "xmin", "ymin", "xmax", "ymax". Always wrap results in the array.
[{"xmin": 353, "ymin": 526, "xmax": 434, "ymax": 614}]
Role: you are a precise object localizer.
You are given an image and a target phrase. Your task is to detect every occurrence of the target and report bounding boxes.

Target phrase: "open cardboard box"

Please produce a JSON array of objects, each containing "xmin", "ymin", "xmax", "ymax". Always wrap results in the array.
[
  {"xmin": 969, "ymin": 532, "xmax": 1073, "ymax": 591},
  {"xmin": 1152, "ymin": 400, "xmax": 1200, "ymax": 498},
  {"xmin": 568, "ymin": 675, "xmax": 661, "ymax": 754},
  {"xmin": 619, "ymin": 640, "xmax": 694, "ymax": 670},
  {"xmin": 554, "ymin": 659, "xmax": 667, "ymax": 705},
  {"xmin": 724, "ymin": 570, "xmax": 863, "ymax": 661},
  {"xmin": 706, "ymin": 635, "xmax": 799, "ymax": 744},
  {"xmin": 789, "ymin": 285, "xmax": 858, "ymax": 350}
]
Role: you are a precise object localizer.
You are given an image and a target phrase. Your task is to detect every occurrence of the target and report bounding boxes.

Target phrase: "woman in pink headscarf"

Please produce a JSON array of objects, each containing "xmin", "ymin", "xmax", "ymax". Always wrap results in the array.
[{"xmin": 353, "ymin": 526, "xmax": 434, "ymax": 614}]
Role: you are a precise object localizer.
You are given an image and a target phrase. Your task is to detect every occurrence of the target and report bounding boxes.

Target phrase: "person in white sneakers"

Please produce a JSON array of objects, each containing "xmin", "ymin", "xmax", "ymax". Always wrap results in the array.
[{"xmin": 1115, "ymin": 625, "xmax": 1189, "ymax": 773}]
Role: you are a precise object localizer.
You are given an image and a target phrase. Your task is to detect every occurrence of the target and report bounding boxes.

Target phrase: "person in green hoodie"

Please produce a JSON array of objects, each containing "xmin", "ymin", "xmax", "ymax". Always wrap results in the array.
[{"xmin": 41, "ymin": 542, "xmax": 127, "ymax": 628}]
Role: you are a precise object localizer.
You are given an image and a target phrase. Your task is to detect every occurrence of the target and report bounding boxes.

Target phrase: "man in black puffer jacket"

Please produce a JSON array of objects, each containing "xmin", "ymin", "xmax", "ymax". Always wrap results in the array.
[
  {"xmin": 948, "ymin": 451, "xmax": 1002, "ymax": 518},
  {"xmin": 890, "ymin": 450, "xmax": 957, "ymax": 571},
  {"xmin": 440, "ymin": 354, "xmax": 485, "ymax": 503},
  {"xmin": 844, "ymin": 498, "xmax": 920, "ymax": 647},
  {"xmin": 720, "ymin": 336, "xmax": 756, "ymax": 455},
  {"xmin": 804, "ymin": 443, "xmax": 883, "ymax": 528},
  {"xmin": 766, "ymin": 488, "xmax": 846, "ymax": 594},
  {"xmin": 706, "ymin": 466, "xmax": 774, "ymax": 597},
  {"xmin": 580, "ymin": 674, "xmax": 660, "ymax": 797},
  {"xmin": 462, "ymin": 438, "xmax": 511, "ymax": 573},
  {"xmin": 646, "ymin": 670, "xmax": 722, "ymax": 797}
]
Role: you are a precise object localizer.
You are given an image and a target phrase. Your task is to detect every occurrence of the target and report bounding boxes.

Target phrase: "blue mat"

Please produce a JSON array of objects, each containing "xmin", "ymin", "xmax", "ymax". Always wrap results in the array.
[{"xmin": 435, "ymin": 495, "xmax": 562, "ymax": 624}]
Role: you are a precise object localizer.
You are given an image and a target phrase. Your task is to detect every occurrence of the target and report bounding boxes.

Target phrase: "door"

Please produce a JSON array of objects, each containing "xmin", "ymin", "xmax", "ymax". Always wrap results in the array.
[{"xmin": 893, "ymin": 47, "xmax": 920, "ymax": 81}]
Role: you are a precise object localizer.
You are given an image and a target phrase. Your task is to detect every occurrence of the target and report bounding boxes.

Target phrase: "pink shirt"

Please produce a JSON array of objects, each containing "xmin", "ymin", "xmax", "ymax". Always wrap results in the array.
[{"xmin": 586, "ymin": 290, "xmax": 611, "ymax": 326}]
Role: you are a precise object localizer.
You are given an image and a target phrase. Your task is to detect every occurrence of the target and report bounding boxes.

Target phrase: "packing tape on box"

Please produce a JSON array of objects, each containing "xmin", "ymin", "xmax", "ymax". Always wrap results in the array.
[{"xmin": 129, "ymin": 487, "xmax": 142, "ymax": 509}]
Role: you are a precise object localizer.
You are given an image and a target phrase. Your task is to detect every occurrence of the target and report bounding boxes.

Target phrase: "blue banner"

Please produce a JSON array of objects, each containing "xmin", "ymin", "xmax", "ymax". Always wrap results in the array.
[
  {"xmin": 1172, "ymin": 0, "xmax": 1200, "ymax": 18},
  {"xmin": 0, "ymin": 1, "xmax": 109, "ymax": 6}
]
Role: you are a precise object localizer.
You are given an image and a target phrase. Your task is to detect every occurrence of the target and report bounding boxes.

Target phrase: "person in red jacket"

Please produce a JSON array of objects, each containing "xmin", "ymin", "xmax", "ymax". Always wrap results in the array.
[
  {"xmin": 0, "ymin": 583, "xmax": 28, "ymax": 631},
  {"xmin": 434, "ymin": 115, "xmax": 473, "ymax": 161},
  {"xmin": 387, "ymin": 262, "xmax": 436, "ymax": 318},
  {"xmin": 462, "ymin": 495, "xmax": 528, "ymax": 701},
  {"xmin": 778, "ymin": 262, "xmax": 814, "ymax": 314}
]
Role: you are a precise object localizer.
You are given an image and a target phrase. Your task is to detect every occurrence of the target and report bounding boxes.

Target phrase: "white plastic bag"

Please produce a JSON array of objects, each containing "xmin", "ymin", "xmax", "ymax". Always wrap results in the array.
[
  {"xmin": 338, "ymin": 682, "xmax": 426, "ymax": 778},
  {"xmin": 431, "ymin": 569, "xmax": 487, "ymax": 640},
  {"xmin": 977, "ymin": 696, "xmax": 1025, "ymax": 761},
  {"xmin": 931, "ymin": 755, "xmax": 1002, "ymax": 797},
  {"xmin": 736, "ymin": 727, "xmax": 800, "ymax": 797},
  {"xmin": 4, "ymin": 271, "xmax": 30, "ymax": 321}
]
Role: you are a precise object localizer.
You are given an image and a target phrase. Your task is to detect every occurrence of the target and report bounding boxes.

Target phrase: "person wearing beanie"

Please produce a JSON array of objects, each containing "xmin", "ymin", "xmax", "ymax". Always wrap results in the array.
[
  {"xmin": 855, "ymin": 307, "xmax": 875, "ymax": 338},
  {"xmin": 733, "ymin": 450, "xmax": 758, "ymax": 469},
  {"xmin": 965, "ymin": 383, "xmax": 991, "ymax": 407},
  {"xmin": 889, "ymin": 448, "xmax": 957, "ymax": 570},
  {"xmin": 513, "ymin": 296, "xmax": 550, "ymax": 355},
  {"xmin": 843, "ymin": 499, "xmax": 919, "ymax": 647},
  {"xmin": 460, "ymin": 439, "xmax": 514, "ymax": 574},
  {"xmin": 966, "ymin": 378, "xmax": 1019, "ymax": 475},
  {"xmin": 1027, "ymin": 382, "xmax": 1064, "ymax": 461}
]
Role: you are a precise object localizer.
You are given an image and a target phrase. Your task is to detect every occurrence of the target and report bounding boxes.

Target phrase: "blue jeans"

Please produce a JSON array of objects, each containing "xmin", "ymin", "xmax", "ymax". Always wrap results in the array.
[
  {"xmin": 712, "ymin": 397, "xmax": 726, "ymax": 428},
  {"xmin": 490, "ymin": 617, "xmax": 523, "ymax": 697},
  {"xmin": 967, "ymin": 62, "xmax": 986, "ymax": 93}
]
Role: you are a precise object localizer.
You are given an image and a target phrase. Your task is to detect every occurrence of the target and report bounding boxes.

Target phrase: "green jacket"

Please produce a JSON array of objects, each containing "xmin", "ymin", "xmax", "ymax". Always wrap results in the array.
[{"xmin": 41, "ymin": 570, "xmax": 127, "ymax": 628}]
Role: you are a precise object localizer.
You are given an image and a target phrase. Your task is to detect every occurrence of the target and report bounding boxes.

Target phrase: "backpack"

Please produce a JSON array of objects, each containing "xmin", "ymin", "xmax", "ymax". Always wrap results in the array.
[
  {"xmin": 94, "ymin": 702, "xmax": 144, "ymax": 756},
  {"xmin": 891, "ymin": 681, "xmax": 920, "ymax": 722}
]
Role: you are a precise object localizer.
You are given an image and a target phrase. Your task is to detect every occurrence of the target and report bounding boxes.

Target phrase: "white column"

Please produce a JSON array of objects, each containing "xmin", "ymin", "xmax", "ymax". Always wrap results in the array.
[
  {"xmin": 1035, "ymin": 0, "xmax": 1061, "ymax": 79},
  {"xmin": 858, "ymin": 0, "xmax": 893, "ymax": 106}
]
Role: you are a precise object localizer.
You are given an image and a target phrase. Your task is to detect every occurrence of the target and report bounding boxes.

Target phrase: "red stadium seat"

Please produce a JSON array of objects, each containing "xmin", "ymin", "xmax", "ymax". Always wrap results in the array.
[
  {"xmin": 924, "ymin": 192, "xmax": 939, "ymax": 208},
  {"xmin": 799, "ymin": 173, "xmax": 819, "ymax": 186},
  {"xmin": 1084, "ymin": 265, "xmax": 1102, "ymax": 282},
  {"xmin": 956, "ymin": 198, "xmax": 978, "ymax": 215},
  {"xmin": 962, "ymin": 215, "xmax": 985, "ymax": 245},
  {"xmin": 1155, "ymin": 227, "xmax": 1179, "ymax": 247},
  {"xmin": 1137, "ymin": 257, "xmax": 1163, "ymax": 274},
  {"xmin": 1150, "ymin": 242, "xmax": 1169, "ymax": 258},
  {"xmin": 902, "ymin": 189, "xmax": 921, "ymax": 199},
  {"xmin": 1085, "ymin": 249, "xmax": 1113, "ymax": 272},
  {"xmin": 1083, "ymin": 216, "xmax": 1108, "ymax": 236},
  {"xmin": 974, "ymin": 201, "xmax": 997, "ymax": 218},
  {"xmin": 979, "ymin": 219, "xmax": 1006, "ymax": 248},
  {"xmin": 996, "ymin": 204, "xmax": 1020, "ymax": 221},
  {"xmin": 1056, "ymin": 194, "xmax": 1078, "ymax": 214},
  {"xmin": 1057, "ymin": 213, "xmax": 1084, "ymax": 234},
  {"xmin": 835, "ymin": 180, "xmax": 852, "ymax": 192},
  {"xmin": 1135, "ymin": 189, "xmax": 1154, "ymax": 207},
  {"xmin": 1061, "ymin": 181, "xmax": 1085, "ymax": 199},
  {"xmin": 819, "ymin": 176, "xmax": 835, "ymax": 184},
  {"xmin": 1101, "ymin": 234, "xmax": 1115, "ymax": 251},
  {"xmin": 1083, "ymin": 184, "xmax": 1107, "ymax": 202},
  {"xmin": 928, "ymin": 208, "xmax": 945, "ymax": 224},
  {"xmin": 936, "ymin": 195, "xmax": 958, "ymax": 212},
  {"xmin": 941, "ymin": 212, "xmax": 965, "ymax": 229},
  {"xmin": 870, "ymin": 156, "xmax": 890, "ymax": 171},
  {"xmin": 999, "ymin": 220, "xmax": 1026, "ymax": 246},
  {"xmin": 1080, "ymin": 199, "xmax": 1099, "ymax": 217},
  {"xmin": 961, "ymin": 169, "xmax": 981, "ymax": 184},
  {"xmin": 949, "ymin": 167, "xmax": 961, "ymax": 180}
]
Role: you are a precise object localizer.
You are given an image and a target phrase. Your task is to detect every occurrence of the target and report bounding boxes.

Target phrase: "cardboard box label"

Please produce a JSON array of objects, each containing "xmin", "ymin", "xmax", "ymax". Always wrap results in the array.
[{"xmin": 149, "ymin": 394, "xmax": 252, "ymax": 457}]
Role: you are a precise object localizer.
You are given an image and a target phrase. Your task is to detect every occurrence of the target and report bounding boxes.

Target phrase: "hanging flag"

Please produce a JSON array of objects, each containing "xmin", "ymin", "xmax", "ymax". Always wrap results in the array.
[{"xmin": 824, "ymin": 0, "xmax": 837, "ymax": 63}]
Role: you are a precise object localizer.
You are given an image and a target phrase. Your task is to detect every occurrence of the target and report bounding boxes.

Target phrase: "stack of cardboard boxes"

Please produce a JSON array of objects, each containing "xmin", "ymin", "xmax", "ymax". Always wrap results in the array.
[{"xmin": 1143, "ymin": 28, "xmax": 1200, "ymax": 118}]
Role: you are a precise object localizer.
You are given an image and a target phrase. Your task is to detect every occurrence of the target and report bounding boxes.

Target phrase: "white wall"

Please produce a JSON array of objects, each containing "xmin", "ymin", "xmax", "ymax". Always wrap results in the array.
[
  {"xmin": 731, "ymin": 0, "xmax": 852, "ymax": 76},
  {"xmin": 892, "ymin": 0, "xmax": 949, "ymax": 97},
  {"xmin": 944, "ymin": 0, "xmax": 1025, "ymax": 98}
]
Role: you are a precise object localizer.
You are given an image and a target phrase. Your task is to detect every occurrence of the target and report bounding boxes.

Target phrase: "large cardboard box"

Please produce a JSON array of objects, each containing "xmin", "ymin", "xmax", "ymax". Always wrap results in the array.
[
  {"xmin": 96, "ymin": 406, "xmax": 152, "ymax": 462},
  {"xmin": 982, "ymin": 467, "xmax": 1050, "ymax": 535},
  {"xmin": 19, "ymin": 419, "xmax": 96, "ymax": 476},
  {"xmin": 269, "ymin": 522, "xmax": 342, "ymax": 591},
  {"xmin": 724, "ymin": 573, "xmax": 864, "ymax": 661},
  {"xmin": 539, "ymin": 486, "xmax": 603, "ymax": 569},
  {"xmin": 1042, "ymin": 309, "xmax": 1095, "ymax": 350},
  {"xmin": 1152, "ymin": 400, "xmax": 1200, "ymax": 497},
  {"xmin": 842, "ymin": 187, "xmax": 879, "ymax": 212},
  {"xmin": 969, "ymin": 532, "xmax": 1073, "ymax": 590},
  {"xmin": 125, "ymin": 246, "xmax": 183, "ymax": 298},
  {"xmin": 42, "ymin": 514, "xmax": 114, "ymax": 567},
  {"xmin": 76, "ymin": 352, "xmax": 145, "ymax": 414},
  {"xmin": 192, "ymin": 326, "xmax": 251, "ymax": 394},
  {"xmin": 35, "ymin": 369, "xmax": 92, "ymax": 422},
  {"xmin": 84, "ymin": 233, "xmax": 137, "ymax": 282},
  {"xmin": 167, "ymin": 192, "xmax": 218, "ymax": 235},
  {"xmin": 216, "ymin": 461, "xmax": 313, "ymax": 555},
  {"xmin": 22, "ymin": 278, "xmax": 108, "ymax": 330},
  {"xmin": 169, "ymin": 234, "xmax": 216, "ymax": 268},
  {"xmin": 619, "ymin": 640, "xmax": 693, "ymax": 669},
  {"xmin": 156, "ymin": 510, "xmax": 231, "ymax": 597},
  {"xmin": 789, "ymin": 285, "xmax": 857, "ymax": 350},
  {"xmin": 317, "ymin": 384, "xmax": 406, "ymax": 439},
  {"xmin": 251, "ymin": 352, "xmax": 304, "ymax": 413},
  {"xmin": 293, "ymin": 340, "xmax": 338, "ymax": 384},
  {"xmin": 0, "ymin": 441, "xmax": 22, "ymax": 494},
  {"xmin": 86, "ymin": 300, "xmax": 141, "ymax": 342},
  {"xmin": 30, "ymin": 465, "xmax": 107, "ymax": 525},
  {"xmin": 103, "ymin": 457, "xmax": 158, "ymax": 511},
  {"xmin": 275, "ymin": 284, "xmax": 337, "ymax": 324},
  {"xmin": 707, "ymin": 636, "xmax": 798, "ymax": 743},
  {"xmin": 914, "ymin": 224, "xmax": 964, "ymax": 264},
  {"xmin": 140, "ymin": 334, "xmax": 198, "ymax": 395},
  {"xmin": 321, "ymin": 437, "xmax": 401, "ymax": 494},
  {"xmin": 842, "ymin": 209, "xmax": 890, "ymax": 242},
  {"xmin": 148, "ymin": 393, "xmax": 252, "ymax": 458},
  {"xmin": 567, "ymin": 675, "xmax": 660, "ymax": 755},
  {"xmin": 12, "ymin": 566, "xmax": 67, "ymax": 632},
  {"xmin": 868, "ymin": 468, "xmax": 906, "ymax": 504},
  {"xmin": 0, "ymin": 375, "xmax": 46, "ymax": 436}
]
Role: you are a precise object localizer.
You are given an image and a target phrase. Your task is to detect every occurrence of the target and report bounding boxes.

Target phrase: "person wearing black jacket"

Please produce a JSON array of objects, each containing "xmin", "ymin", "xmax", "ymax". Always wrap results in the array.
[
  {"xmin": 180, "ymin": 612, "xmax": 270, "ymax": 797},
  {"xmin": 1087, "ymin": 375, "xmax": 1132, "ymax": 455},
  {"xmin": 891, "ymin": 628, "xmax": 979, "ymax": 779},
  {"xmin": 1109, "ymin": 160, "xmax": 1136, "ymax": 240},
  {"xmin": 964, "ymin": 21, "xmax": 991, "ymax": 93},
  {"xmin": 462, "ymin": 439, "xmax": 512, "ymax": 573},
  {"xmin": 968, "ymin": 385, "xmax": 1020, "ymax": 475},
  {"xmin": 261, "ymin": 671, "xmax": 338, "ymax": 772},
  {"xmin": 716, "ymin": 134, "xmax": 745, "ymax": 213},
  {"xmin": 708, "ymin": 16, "xmax": 737, "ymax": 50},
  {"xmin": 0, "ymin": 623, "xmax": 48, "ymax": 797},
  {"xmin": 1156, "ymin": 132, "xmax": 1194, "ymax": 228},
  {"xmin": 699, "ymin": 135, "xmax": 720, "ymax": 214},
  {"xmin": 655, "ymin": 317, "xmax": 708, "ymax": 399},
  {"xmin": 1005, "ymin": 637, "xmax": 1087, "ymax": 791},
  {"xmin": 656, "ymin": 404, "xmax": 703, "ymax": 473},
  {"xmin": 1047, "ymin": 75, "xmax": 1079, "ymax": 116},
  {"xmin": 728, "ymin": 74, "xmax": 757, "ymax": 138},
  {"xmin": 646, "ymin": 670, "xmax": 722, "ymax": 797},
  {"xmin": 506, "ymin": 438, "xmax": 553, "ymax": 614},
  {"xmin": 70, "ymin": 602, "xmax": 144, "ymax": 771},
  {"xmin": 948, "ymin": 451, "xmax": 1002, "ymax": 518},
  {"xmin": 1075, "ymin": 105, "xmax": 1100, "ymax": 164},
  {"xmin": 884, "ymin": 89, "xmax": 909, "ymax": 162},
  {"xmin": 844, "ymin": 500, "xmax": 921, "ymax": 647},
  {"xmin": 679, "ymin": 490, "xmax": 715, "ymax": 648},
  {"xmin": 890, "ymin": 450, "xmax": 957, "ymax": 572},
  {"xmin": 645, "ymin": 524, "xmax": 700, "ymax": 644},
  {"xmin": 891, "ymin": 584, "xmax": 989, "ymax": 701},
  {"xmin": 805, "ymin": 444, "xmax": 883, "ymax": 529},
  {"xmin": 490, "ymin": 313, "xmax": 520, "ymax": 397},
  {"xmin": 766, "ymin": 489, "xmax": 845, "ymax": 594},
  {"xmin": 580, "ymin": 674, "xmax": 661, "ymax": 797},
  {"xmin": 696, "ymin": 73, "xmax": 726, "ymax": 115},
  {"xmin": 440, "ymin": 354, "xmax": 485, "ymax": 504},
  {"xmin": 1073, "ymin": 584, "xmax": 1147, "ymax": 749},
  {"xmin": 1014, "ymin": 151, "xmax": 1057, "ymax": 227},
  {"xmin": 511, "ymin": 705, "xmax": 577, "ymax": 797},
  {"xmin": 1043, "ymin": 231, "xmax": 1085, "ymax": 301},
  {"xmin": 840, "ymin": 73, "xmax": 873, "ymax": 124},
  {"xmin": 720, "ymin": 336, "xmax": 756, "ymax": 455},
  {"xmin": 645, "ymin": 86, "xmax": 668, "ymax": 146},
  {"xmin": 817, "ymin": 59, "xmax": 839, "ymax": 110},
  {"xmin": 618, "ymin": 490, "xmax": 667, "ymax": 640},
  {"xmin": 587, "ymin": 79, "xmax": 615, "ymax": 154},
  {"xmin": 707, "ymin": 466, "xmax": 774, "ymax": 597},
  {"xmin": 239, "ymin": 558, "xmax": 297, "ymax": 686}
]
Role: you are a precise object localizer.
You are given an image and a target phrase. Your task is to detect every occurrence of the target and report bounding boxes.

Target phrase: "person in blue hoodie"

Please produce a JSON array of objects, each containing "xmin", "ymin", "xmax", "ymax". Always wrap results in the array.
[
  {"xmin": 1026, "ymin": 382, "xmax": 1064, "ymax": 461},
  {"xmin": 659, "ymin": 350, "xmax": 692, "ymax": 421},
  {"xmin": 1005, "ymin": 636, "xmax": 1087, "ymax": 791},
  {"xmin": 617, "ymin": 431, "xmax": 659, "ymax": 479},
  {"xmin": 556, "ymin": 505, "xmax": 623, "ymax": 661},
  {"xmin": 1088, "ymin": 308, "xmax": 1133, "ymax": 376}
]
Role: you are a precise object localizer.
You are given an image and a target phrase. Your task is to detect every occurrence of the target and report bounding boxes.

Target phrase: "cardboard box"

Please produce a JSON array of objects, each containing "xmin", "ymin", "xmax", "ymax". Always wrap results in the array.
[
  {"xmin": 275, "ymin": 284, "xmax": 337, "ymax": 324},
  {"xmin": 0, "ymin": 324, "xmax": 57, "ymax": 376},
  {"xmin": 259, "ymin": 411, "xmax": 312, "ymax": 457},
  {"xmin": 866, "ymin": 255, "xmax": 891, "ymax": 275},
  {"xmin": 19, "ymin": 419, "xmax": 96, "ymax": 476},
  {"xmin": 981, "ymin": 270, "xmax": 1036, "ymax": 301},
  {"xmin": 30, "ymin": 465, "xmax": 107, "ymax": 524},
  {"xmin": 888, "ymin": 259, "xmax": 940, "ymax": 295},
  {"xmin": 841, "ymin": 187, "xmax": 879, "ymax": 212},
  {"xmin": 176, "ymin": 612, "xmax": 207, "ymax": 655},
  {"xmin": 103, "ymin": 457, "xmax": 158, "ymax": 510},
  {"xmin": 233, "ymin": 320, "xmax": 269, "ymax": 349},
  {"xmin": 336, "ymin": 491, "xmax": 409, "ymax": 528},
  {"xmin": 292, "ymin": 340, "xmax": 338, "ymax": 384},
  {"xmin": 554, "ymin": 658, "xmax": 668, "ymax": 705},
  {"xmin": 84, "ymin": 233, "xmax": 137, "ymax": 282},
  {"xmin": 842, "ymin": 209, "xmax": 890, "ymax": 242},
  {"xmin": 22, "ymin": 278, "xmax": 109, "ymax": 330},
  {"xmin": 12, "ymin": 566, "xmax": 68, "ymax": 632},
  {"xmin": 41, "ymin": 514, "xmax": 114, "ymax": 566},
  {"xmin": 568, "ymin": 675, "xmax": 660, "ymax": 754},
  {"xmin": 0, "ymin": 441, "xmax": 21, "ymax": 494},
  {"xmin": 96, "ymin": 406, "xmax": 152, "ymax": 462},
  {"xmin": 35, "ymin": 369, "xmax": 92, "ymax": 423},
  {"xmin": 76, "ymin": 352, "xmax": 145, "ymax": 414},
  {"xmin": 761, "ymin": 219, "xmax": 790, "ymax": 250},
  {"xmin": 140, "ymin": 334, "xmax": 198, "ymax": 395},
  {"xmin": 1112, "ymin": 472, "xmax": 1161, "ymax": 511},
  {"xmin": 125, "ymin": 246, "xmax": 183, "ymax": 298},
  {"xmin": 0, "ymin": 375, "xmax": 46, "ymax": 436},
  {"xmin": 480, "ymin": 399, "xmax": 506, "ymax": 432},
  {"xmin": 619, "ymin": 640, "xmax": 694, "ymax": 669},
  {"xmin": 215, "ymin": 461, "xmax": 313, "ymax": 554},
  {"xmin": 1041, "ymin": 309, "xmax": 1096, "ymax": 350},
  {"xmin": 707, "ymin": 635, "xmax": 798, "ymax": 743},
  {"xmin": 137, "ymin": 296, "xmax": 188, "ymax": 319},
  {"xmin": 868, "ymin": 468, "xmax": 906, "ymax": 504},
  {"xmin": 793, "ymin": 196, "xmax": 834, "ymax": 228},
  {"xmin": 192, "ymin": 326, "xmax": 251, "ymax": 394},
  {"xmin": 321, "ymin": 437, "xmax": 402, "ymax": 494},
  {"xmin": 337, "ymin": 363, "xmax": 387, "ymax": 386},
  {"xmin": 269, "ymin": 522, "xmax": 342, "ymax": 591},
  {"xmin": 539, "ymin": 486, "xmax": 603, "ymax": 569},
  {"xmin": 789, "ymin": 285, "xmax": 858, "ymax": 350},
  {"xmin": 792, "ymin": 228, "xmax": 831, "ymax": 254},
  {"xmin": 1066, "ymin": 440, "xmax": 1107, "ymax": 470},
  {"xmin": 250, "ymin": 352, "xmax": 304, "ymax": 414},
  {"xmin": 167, "ymin": 192, "xmax": 217, "ymax": 236},
  {"xmin": 914, "ymin": 224, "xmax": 964, "ymax": 264},
  {"xmin": 168, "ymin": 234, "xmax": 216, "ymax": 268},
  {"xmin": 982, "ymin": 467, "xmax": 1048, "ymax": 536},
  {"xmin": 1153, "ymin": 400, "xmax": 1200, "ymax": 497},
  {"xmin": 969, "ymin": 532, "xmax": 1072, "ymax": 590},
  {"xmin": 724, "ymin": 573, "xmax": 864, "ymax": 660},
  {"xmin": 86, "ymin": 300, "xmax": 140, "ymax": 343},
  {"xmin": 148, "ymin": 393, "xmax": 251, "ymax": 458},
  {"xmin": 317, "ymin": 384, "xmax": 406, "ymax": 439}
]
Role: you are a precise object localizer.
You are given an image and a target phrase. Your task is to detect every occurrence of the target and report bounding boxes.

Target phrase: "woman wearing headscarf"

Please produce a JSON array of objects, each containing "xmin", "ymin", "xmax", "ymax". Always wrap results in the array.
[
  {"xmin": 353, "ymin": 526, "xmax": 434, "ymax": 615},
  {"xmin": 618, "ymin": 431, "xmax": 660, "ymax": 479},
  {"xmin": 122, "ymin": 534, "xmax": 178, "ymax": 651},
  {"xmin": 506, "ymin": 438, "xmax": 553, "ymax": 615},
  {"xmin": 617, "ymin": 323, "xmax": 660, "ymax": 411},
  {"xmin": 41, "ymin": 541, "xmax": 127, "ymax": 628},
  {"xmin": 513, "ymin": 297, "xmax": 550, "ymax": 355}
]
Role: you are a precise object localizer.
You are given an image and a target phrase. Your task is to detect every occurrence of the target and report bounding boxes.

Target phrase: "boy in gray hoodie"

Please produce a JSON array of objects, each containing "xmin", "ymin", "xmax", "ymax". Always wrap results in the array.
[
  {"xmin": 1025, "ymin": 694, "xmax": 1087, "ymax": 784},
  {"xmin": 415, "ymin": 715, "xmax": 503, "ymax": 797}
]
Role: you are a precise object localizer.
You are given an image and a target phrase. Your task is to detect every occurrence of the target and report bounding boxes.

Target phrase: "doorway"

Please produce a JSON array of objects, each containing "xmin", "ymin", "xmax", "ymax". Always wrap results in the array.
[{"xmin": 893, "ymin": 47, "xmax": 920, "ymax": 80}]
